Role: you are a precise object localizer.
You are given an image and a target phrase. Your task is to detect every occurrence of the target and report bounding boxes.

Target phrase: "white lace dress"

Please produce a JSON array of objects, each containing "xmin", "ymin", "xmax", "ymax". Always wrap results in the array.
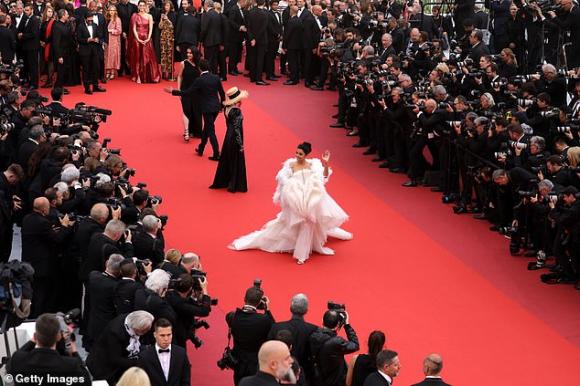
[{"xmin": 230, "ymin": 158, "xmax": 352, "ymax": 262}]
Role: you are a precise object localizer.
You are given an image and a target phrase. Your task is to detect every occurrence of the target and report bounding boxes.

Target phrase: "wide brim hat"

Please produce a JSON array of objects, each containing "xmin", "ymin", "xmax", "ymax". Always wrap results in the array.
[{"xmin": 224, "ymin": 86, "xmax": 249, "ymax": 106}]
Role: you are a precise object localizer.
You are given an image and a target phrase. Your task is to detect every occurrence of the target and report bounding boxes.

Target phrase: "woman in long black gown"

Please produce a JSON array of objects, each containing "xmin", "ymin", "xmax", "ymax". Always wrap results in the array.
[
  {"xmin": 209, "ymin": 87, "xmax": 248, "ymax": 193},
  {"xmin": 176, "ymin": 46, "xmax": 202, "ymax": 141}
]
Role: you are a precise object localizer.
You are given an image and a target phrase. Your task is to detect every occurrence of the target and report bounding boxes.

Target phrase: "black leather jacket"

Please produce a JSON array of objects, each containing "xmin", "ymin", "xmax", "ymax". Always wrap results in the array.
[{"xmin": 309, "ymin": 324, "xmax": 359, "ymax": 386}]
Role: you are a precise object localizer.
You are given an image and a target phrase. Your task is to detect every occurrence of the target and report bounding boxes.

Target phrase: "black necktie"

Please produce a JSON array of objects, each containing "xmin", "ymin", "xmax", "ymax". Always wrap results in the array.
[{"xmin": 158, "ymin": 348, "xmax": 170, "ymax": 354}]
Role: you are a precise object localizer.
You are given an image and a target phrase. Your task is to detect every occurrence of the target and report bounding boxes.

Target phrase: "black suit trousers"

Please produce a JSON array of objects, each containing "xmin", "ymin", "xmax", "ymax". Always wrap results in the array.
[
  {"xmin": 265, "ymin": 44, "xmax": 277, "ymax": 77},
  {"xmin": 80, "ymin": 46, "xmax": 99, "ymax": 88},
  {"xmin": 301, "ymin": 48, "xmax": 312, "ymax": 83},
  {"xmin": 204, "ymin": 45, "xmax": 219, "ymax": 74},
  {"xmin": 23, "ymin": 49, "xmax": 39, "ymax": 87},
  {"xmin": 54, "ymin": 54, "xmax": 70, "ymax": 88},
  {"xmin": 31, "ymin": 277, "xmax": 56, "ymax": 318},
  {"xmin": 228, "ymin": 40, "xmax": 243, "ymax": 72},
  {"xmin": 199, "ymin": 112, "xmax": 219, "ymax": 156},
  {"xmin": 287, "ymin": 49, "xmax": 300, "ymax": 82},
  {"xmin": 251, "ymin": 44, "xmax": 266, "ymax": 81}
]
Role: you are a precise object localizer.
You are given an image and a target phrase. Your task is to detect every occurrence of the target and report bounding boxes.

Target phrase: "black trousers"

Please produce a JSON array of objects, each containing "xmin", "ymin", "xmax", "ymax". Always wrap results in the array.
[
  {"xmin": 218, "ymin": 46, "xmax": 227, "ymax": 79},
  {"xmin": 287, "ymin": 49, "xmax": 300, "ymax": 82},
  {"xmin": 54, "ymin": 55, "xmax": 70, "ymax": 88},
  {"xmin": 228, "ymin": 40, "xmax": 243, "ymax": 72},
  {"xmin": 251, "ymin": 44, "xmax": 266, "ymax": 81},
  {"xmin": 301, "ymin": 48, "xmax": 312, "ymax": 83},
  {"xmin": 31, "ymin": 276, "xmax": 56, "ymax": 318},
  {"xmin": 265, "ymin": 43, "xmax": 278, "ymax": 77},
  {"xmin": 23, "ymin": 49, "xmax": 39, "ymax": 87},
  {"xmin": 204, "ymin": 45, "xmax": 219, "ymax": 74},
  {"xmin": 120, "ymin": 35, "xmax": 130, "ymax": 75},
  {"xmin": 80, "ymin": 46, "xmax": 99, "ymax": 89},
  {"xmin": 199, "ymin": 112, "xmax": 219, "ymax": 156}
]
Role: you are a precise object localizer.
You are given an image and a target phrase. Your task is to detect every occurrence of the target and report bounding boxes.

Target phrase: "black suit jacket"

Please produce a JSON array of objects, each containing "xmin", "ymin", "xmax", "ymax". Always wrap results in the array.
[
  {"xmin": 300, "ymin": 11, "xmax": 319, "ymax": 50},
  {"xmin": 200, "ymin": 9, "xmax": 223, "ymax": 47},
  {"xmin": 134, "ymin": 288, "xmax": 176, "ymax": 324},
  {"xmin": 175, "ymin": 13, "xmax": 200, "ymax": 46},
  {"xmin": 363, "ymin": 372, "xmax": 392, "ymax": 386},
  {"xmin": 268, "ymin": 315, "xmax": 317, "ymax": 373},
  {"xmin": 21, "ymin": 211, "xmax": 73, "ymax": 278},
  {"xmin": 87, "ymin": 271, "xmax": 119, "ymax": 346},
  {"xmin": 73, "ymin": 217, "xmax": 104, "ymax": 277},
  {"xmin": 227, "ymin": 4, "xmax": 245, "ymax": 43},
  {"xmin": 139, "ymin": 344, "xmax": 191, "ymax": 386},
  {"xmin": 82, "ymin": 232, "xmax": 133, "ymax": 282},
  {"xmin": 0, "ymin": 25, "xmax": 17, "ymax": 63},
  {"xmin": 76, "ymin": 21, "xmax": 102, "ymax": 56},
  {"xmin": 7, "ymin": 343, "xmax": 91, "ymax": 386},
  {"xmin": 133, "ymin": 231, "xmax": 165, "ymax": 266},
  {"xmin": 45, "ymin": 101, "xmax": 70, "ymax": 115},
  {"xmin": 18, "ymin": 14, "xmax": 41, "ymax": 50},
  {"xmin": 283, "ymin": 16, "xmax": 303, "ymax": 50},
  {"xmin": 51, "ymin": 20, "xmax": 73, "ymax": 61},
  {"xmin": 411, "ymin": 377, "xmax": 452, "ymax": 386},
  {"xmin": 173, "ymin": 72, "xmax": 225, "ymax": 113},
  {"xmin": 74, "ymin": 6, "xmax": 89, "ymax": 21},
  {"xmin": 17, "ymin": 139, "xmax": 37, "ymax": 171},
  {"xmin": 267, "ymin": 10, "xmax": 282, "ymax": 49},
  {"xmin": 247, "ymin": 7, "xmax": 269, "ymax": 46},
  {"xmin": 226, "ymin": 308, "xmax": 275, "ymax": 356},
  {"xmin": 165, "ymin": 291, "xmax": 211, "ymax": 347},
  {"xmin": 114, "ymin": 278, "xmax": 144, "ymax": 314},
  {"xmin": 86, "ymin": 314, "xmax": 140, "ymax": 384},
  {"xmin": 239, "ymin": 371, "xmax": 280, "ymax": 386}
]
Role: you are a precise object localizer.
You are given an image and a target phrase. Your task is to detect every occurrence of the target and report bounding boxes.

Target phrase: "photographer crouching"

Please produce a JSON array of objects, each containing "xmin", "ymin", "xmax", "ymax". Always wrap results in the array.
[{"xmin": 309, "ymin": 303, "xmax": 359, "ymax": 386}]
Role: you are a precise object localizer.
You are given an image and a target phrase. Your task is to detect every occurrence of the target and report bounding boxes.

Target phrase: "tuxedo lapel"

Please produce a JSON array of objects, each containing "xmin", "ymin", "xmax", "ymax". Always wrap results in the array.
[
  {"xmin": 149, "ymin": 348, "xmax": 166, "ymax": 385},
  {"xmin": 167, "ymin": 345, "xmax": 179, "ymax": 385}
]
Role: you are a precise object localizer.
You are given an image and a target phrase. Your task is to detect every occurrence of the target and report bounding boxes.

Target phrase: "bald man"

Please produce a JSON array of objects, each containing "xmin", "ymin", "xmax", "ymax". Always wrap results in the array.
[
  {"xmin": 239, "ymin": 340, "xmax": 294, "ymax": 386},
  {"xmin": 22, "ymin": 197, "xmax": 75, "ymax": 317},
  {"xmin": 411, "ymin": 354, "xmax": 451, "ymax": 386}
]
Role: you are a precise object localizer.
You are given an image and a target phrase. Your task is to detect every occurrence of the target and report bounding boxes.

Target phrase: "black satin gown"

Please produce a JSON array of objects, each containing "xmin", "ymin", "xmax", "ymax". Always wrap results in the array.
[{"xmin": 209, "ymin": 107, "xmax": 247, "ymax": 193}]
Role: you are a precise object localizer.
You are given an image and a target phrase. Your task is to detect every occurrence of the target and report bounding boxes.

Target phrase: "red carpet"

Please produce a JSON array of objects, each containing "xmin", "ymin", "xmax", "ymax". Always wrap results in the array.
[{"xmin": 53, "ymin": 77, "xmax": 580, "ymax": 385}]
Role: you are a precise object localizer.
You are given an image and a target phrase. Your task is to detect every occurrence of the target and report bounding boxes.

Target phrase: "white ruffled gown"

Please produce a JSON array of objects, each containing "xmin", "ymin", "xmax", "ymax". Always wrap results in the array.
[{"xmin": 230, "ymin": 158, "xmax": 352, "ymax": 262}]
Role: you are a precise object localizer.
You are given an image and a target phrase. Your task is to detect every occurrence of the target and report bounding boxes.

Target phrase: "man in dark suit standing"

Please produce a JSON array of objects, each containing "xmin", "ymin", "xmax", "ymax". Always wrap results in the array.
[
  {"xmin": 265, "ymin": 1, "xmax": 282, "ymax": 81},
  {"xmin": 139, "ymin": 319, "xmax": 191, "ymax": 386},
  {"xmin": 268, "ymin": 293, "xmax": 317, "ymax": 384},
  {"xmin": 226, "ymin": 0, "xmax": 246, "ymax": 75},
  {"xmin": 17, "ymin": 125, "xmax": 45, "ymax": 173},
  {"xmin": 0, "ymin": 14, "xmax": 17, "ymax": 64},
  {"xmin": 7, "ymin": 314, "xmax": 91, "ymax": 385},
  {"xmin": 467, "ymin": 29, "xmax": 489, "ymax": 64},
  {"xmin": 21, "ymin": 197, "xmax": 75, "ymax": 317},
  {"xmin": 246, "ymin": 0, "xmax": 270, "ymax": 85},
  {"xmin": 282, "ymin": 6, "xmax": 302, "ymax": 85},
  {"xmin": 227, "ymin": 286, "xmax": 276, "ymax": 386},
  {"xmin": 411, "ymin": 353, "xmax": 451, "ymax": 386},
  {"xmin": 51, "ymin": 10, "xmax": 73, "ymax": 91},
  {"xmin": 175, "ymin": 1, "xmax": 200, "ymax": 61},
  {"xmin": 297, "ymin": 0, "xmax": 317, "ymax": 87},
  {"xmin": 239, "ymin": 341, "xmax": 294, "ymax": 386},
  {"xmin": 77, "ymin": 12, "xmax": 106, "ymax": 95},
  {"xmin": 363, "ymin": 350, "xmax": 400, "ymax": 386},
  {"xmin": 200, "ymin": 0, "xmax": 224, "ymax": 75},
  {"xmin": 17, "ymin": 4, "xmax": 41, "ymax": 89},
  {"xmin": 75, "ymin": 0, "xmax": 90, "ymax": 20},
  {"xmin": 167, "ymin": 59, "xmax": 225, "ymax": 160}
]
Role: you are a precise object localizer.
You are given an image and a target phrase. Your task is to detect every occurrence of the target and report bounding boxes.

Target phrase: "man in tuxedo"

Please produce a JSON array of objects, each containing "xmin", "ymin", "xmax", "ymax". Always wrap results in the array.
[
  {"xmin": 282, "ymin": 6, "xmax": 302, "ymax": 85},
  {"xmin": 175, "ymin": 0, "xmax": 200, "ymax": 61},
  {"xmin": 467, "ymin": 29, "xmax": 489, "ymax": 64},
  {"xmin": 77, "ymin": 12, "xmax": 106, "ymax": 95},
  {"xmin": 167, "ymin": 59, "xmax": 225, "ymax": 160},
  {"xmin": 6, "ymin": 314, "xmax": 91, "ymax": 385},
  {"xmin": 411, "ymin": 353, "xmax": 451, "ymax": 386},
  {"xmin": 377, "ymin": 33, "xmax": 395, "ymax": 63},
  {"xmin": 51, "ymin": 10, "xmax": 73, "ymax": 91},
  {"xmin": 268, "ymin": 293, "xmax": 317, "ymax": 384},
  {"xmin": 117, "ymin": 0, "xmax": 137, "ymax": 76},
  {"xmin": 17, "ymin": 4, "xmax": 40, "ymax": 89},
  {"xmin": 265, "ymin": 0, "xmax": 282, "ymax": 81},
  {"xmin": 226, "ymin": 0, "xmax": 246, "ymax": 75},
  {"xmin": 84, "ymin": 254, "xmax": 124, "ymax": 351},
  {"xmin": 139, "ymin": 319, "xmax": 191, "ymax": 386},
  {"xmin": 200, "ymin": 0, "xmax": 223, "ymax": 74},
  {"xmin": 297, "ymin": 0, "xmax": 317, "ymax": 87},
  {"xmin": 0, "ymin": 14, "xmax": 17, "ymax": 64},
  {"xmin": 363, "ymin": 350, "xmax": 400, "ymax": 386},
  {"xmin": 88, "ymin": 1, "xmax": 108, "ymax": 83},
  {"xmin": 87, "ymin": 310, "xmax": 154, "ymax": 384},
  {"xmin": 227, "ymin": 286, "xmax": 276, "ymax": 386},
  {"xmin": 246, "ymin": 0, "xmax": 270, "ymax": 85},
  {"xmin": 280, "ymin": 0, "xmax": 296, "ymax": 74},
  {"xmin": 21, "ymin": 197, "xmax": 75, "ymax": 317},
  {"xmin": 239, "ymin": 341, "xmax": 294, "ymax": 386}
]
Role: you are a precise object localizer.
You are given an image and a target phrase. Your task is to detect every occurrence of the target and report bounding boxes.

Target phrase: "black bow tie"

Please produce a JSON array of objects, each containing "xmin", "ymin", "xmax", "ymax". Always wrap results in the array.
[{"xmin": 158, "ymin": 348, "xmax": 170, "ymax": 354}]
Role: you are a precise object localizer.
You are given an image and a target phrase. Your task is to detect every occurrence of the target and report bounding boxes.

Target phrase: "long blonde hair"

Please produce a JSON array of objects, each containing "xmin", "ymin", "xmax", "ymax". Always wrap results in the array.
[
  {"xmin": 116, "ymin": 367, "xmax": 151, "ymax": 386},
  {"xmin": 567, "ymin": 146, "xmax": 580, "ymax": 167}
]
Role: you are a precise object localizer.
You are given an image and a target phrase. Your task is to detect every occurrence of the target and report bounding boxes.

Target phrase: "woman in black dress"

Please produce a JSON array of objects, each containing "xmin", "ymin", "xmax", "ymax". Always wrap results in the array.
[
  {"xmin": 346, "ymin": 330, "xmax": 386, "ymax": 386},
  {"xmin": 176, "ymin": 46, "xmax": 202, "ymax": 141},
  {"xmin": 209, "ymin": 86, "xmax": 248, "ymax": 193}
]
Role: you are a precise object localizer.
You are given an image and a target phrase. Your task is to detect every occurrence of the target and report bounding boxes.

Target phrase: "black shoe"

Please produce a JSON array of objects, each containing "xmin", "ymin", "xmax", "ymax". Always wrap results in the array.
[
  {"xmin": 362, "ymin": 149, "xmax": 375, "ymax": 155},
  {"xmin": 347, "ymin": 131, "xmax": 359, "ymax": 137},
  {"xmin": 372, "ymin": 157, "xmax": 384, "ymax": 162},
  {"xmin": 209, "ymin": 155, "xmax": 220, "ymax": 161},
  {"xmin": 528, "ymin": 261, "xmax": 546, "ymax": 271},
  {"xmin": 379, "ymin": 162, "xmax": 389, "ymax": 168},
  {"xmin": 283, "ymin": 80, "xmax": 298, "ymax": 85},
  {"xmin": 62, "ymin": 88, "xmax": 70, "ymax": 95},
  {"xmin": 402, "ymin": 180, "xmax": 418, "ymax": 187},
  {"xmin": 310, "ymin": 85, "xmax": 324, "ymax": 91},
  {"xmin": 84, "ymin": 89, "xmax": 93, "ymax": 95},
  {"xmin": 265, "ymin": 77, "xmax": 279, "ymax": 81},
  {"xmin": 352, "ymin": 143, "xmax": 365, "ymax": 148},
  {"xmin": 389, "ymin": 168, "xmax": 404, "ymax": 173},
  {"xmin": 195, "ymin": 147, "xmax": 203, "ymax": 156},
  {"xmin": 453, "ymin": 205, "xmax": 468, "ymax": 214},
  {"xmin": 329, "ymin": 122, "xmax": 345, "ymax": 128},
  {"xmin": 473, "ymin": 213, "xmax": 488, "ymax": 220},
  {"xmin": 430, "ymin": 187, "xmax": 443, "ymax": 192},
  {"xmin": 255, "ymin": 81, "xmax": 270, "ymax": 86},
  {"xmin": 228, "ymin": 71, "xmax": 239, "ymax": 76},
  {"xmin": 331, "ymin": 114, "xmax": 339, "ymax": 119},
  {"xmin": 93, "ymin": 86, "xmax": 106, "ymax": 92}
]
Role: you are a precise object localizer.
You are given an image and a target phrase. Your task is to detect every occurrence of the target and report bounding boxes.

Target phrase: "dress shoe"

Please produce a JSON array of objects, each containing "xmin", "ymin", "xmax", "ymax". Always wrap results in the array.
[
  {"xmin": 283, "ymin": 80, "xmax": 298, "ymax": 85},
  {"xmin": 352, "ymin": 143, "xmax": 365, "ymax": 148},
  {"xmin": 84, "ymin": 89, "xmax": 93, "ymax": 95},
  {"xmin": 430, "ymin": 187, "xmax": 443, "ymax": 192},
  {"xmin": 195, "ymin": 147, "xmax": 203, "ymax": 156},
  {"xmin": 310, "ymin": 85, "xmax": 324, "ymax": 91},
  {"xmin": 93, "ymin": 86, "xmax": 106, "ymax": 92},
  {"xmin": 329, "ymin": 122, "xmax": 344, "ymax": 128},
  {"xmin": 362, "ymin": 149, "xmax": 375, "ymax": 155},
  {"xmin": 62, "ymin": 88, "xmax": 70, "ymax": 95},
  {"xmin": 346, "ymin": 130, "xmax": 359, "ymax": 136},
  {"xmin": 304, "ymin": 81, "xmax": 312, "ymax": 87},
  {"xmin": 453, "ymin": 205, "xmax": 468, "ymax": 214},
  {"xmin": 265, "ymin": 77, "xmax": 278, "ymax": 81},
  {"xmin": 228, "ymin": 71, "xmax": 239, "ymax": 76},
  {"xmin": 402, "ymin": 180, "xmax": 418, "ymax": 187},
  {"xmin": 209, "ymin": 155, "xmax": 220, "ymax": 161},
  {"xmin": 379, "ymin": 162, "xmax": 390, "ymax": 168},
  {"xmin": 331, "ymin": 114, "xmax": 339, "ymax": 119},
  {"xmin": 372, "ymin": 157, "xmax": 384, "ymax": 162},
  {"xmin": 255, "ymin": 81, "xmax": 270, "ymax": 86},
  {"xmin": 389, "ymin": 167, "xmax": 404, "ymax": 173},
  {"xmin": 473, "ymin": 213, "xmax": 488, "ymax": 220}
]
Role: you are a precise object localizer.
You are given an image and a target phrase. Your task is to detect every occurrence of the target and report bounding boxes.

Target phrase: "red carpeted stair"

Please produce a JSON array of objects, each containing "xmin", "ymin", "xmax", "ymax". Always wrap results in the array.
[{"xmin": 53, "ymin": 76, "xmax": 580, "ymax": 386}]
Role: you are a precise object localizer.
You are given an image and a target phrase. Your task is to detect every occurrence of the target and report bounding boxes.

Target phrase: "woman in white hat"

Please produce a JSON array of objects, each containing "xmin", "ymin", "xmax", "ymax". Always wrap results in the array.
[{"xmin": 209, "ymin": 86, "xmax": 249, "ymax": 193}]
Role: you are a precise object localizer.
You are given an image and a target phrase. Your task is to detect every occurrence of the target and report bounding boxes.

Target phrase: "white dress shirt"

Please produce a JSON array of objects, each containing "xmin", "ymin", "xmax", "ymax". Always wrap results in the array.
[
  {"xmin": 156, "ymin": 343, "xmax": 171, "ymax": 381},
  {"xmin": 378, "ymin": 370, "xmax": 393, "ymax": 385}
]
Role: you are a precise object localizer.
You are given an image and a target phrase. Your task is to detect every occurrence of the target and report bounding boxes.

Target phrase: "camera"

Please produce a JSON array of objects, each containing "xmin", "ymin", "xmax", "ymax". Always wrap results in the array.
[
  {"xmin": 56, "ymin": 308, "xmax": 81, "ymax": 354},
  {"xmin": 509, "ymin": 140, "xmax": 527, "ymax": 150},
  {"xmin": 327, "ymin": 301, "xmax": 347, "ymax": 326},
  {"xmin": 217, "ymin": 347, "xmax": 238, "ymax": 370}
]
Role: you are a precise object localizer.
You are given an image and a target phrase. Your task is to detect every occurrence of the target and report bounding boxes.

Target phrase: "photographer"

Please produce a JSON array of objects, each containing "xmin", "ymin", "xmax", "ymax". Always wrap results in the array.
[
  {"xmin": 309, "ymin": 308, "xmax": 359, "ymax": 386},
  {"xmin": 134, "ymin": 268, "xmax": 176, "ymax": 328},
  {"xmin": 114, "ymin": 259, "xmax": 148, "ymax": 314},
  {"xmin": 545, "ymin": 0, "xmax": 580, "ymax": 69},
  {"xmin": 7, "ymin": 313, "xmax": 91, "ymax": 385},
  {"xmin": 132, "ymin": 214, "xmax": 165, "ymax": 266},
  {"xmin": 226, "ymin": 285, "xmax": 275, "ymax": 386}
]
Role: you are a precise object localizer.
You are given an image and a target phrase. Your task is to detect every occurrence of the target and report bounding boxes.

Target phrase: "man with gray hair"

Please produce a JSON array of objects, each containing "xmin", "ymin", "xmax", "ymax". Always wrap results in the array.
[
  {"xmin": 411, "ymin": 353, "xmax": 451, "ymax": 386},
  {"xmin": 268, "ymin": 293, "xmax": 317, "ymax": 383},
  {"xmin": 134, "ymin": 269, "xmax": 176, "ymax": 326},
  {"xmin": 132, "ymin": 214, "xmax": 165, "ymax": 266},
  {"xmin": 87, "ymin": 310, "xmax": 154, "ymax": 384}
]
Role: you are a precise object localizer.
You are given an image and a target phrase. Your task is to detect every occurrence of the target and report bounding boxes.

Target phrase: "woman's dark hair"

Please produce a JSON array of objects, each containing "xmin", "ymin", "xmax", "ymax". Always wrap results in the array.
[
  {"xmin": 187, "ymin": 46, "xmax": 201, "ymax": 65},
  {"xmin": 28, "ymin": 142, "xmax": 52, "ymax": 178},
  {"xmin": 368, "ymin": 330, "xmax": 386, "ymax": 359},
  {"xmin": 297, "ymin": 142, "xmax": 312, "ymax": 155}
]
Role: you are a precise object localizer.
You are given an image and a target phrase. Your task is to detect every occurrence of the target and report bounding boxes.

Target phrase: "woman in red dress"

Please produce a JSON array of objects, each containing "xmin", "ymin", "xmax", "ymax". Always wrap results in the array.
[{"xmin": 127, "ymin": 0, "xmax": 161, "ymax": 83}]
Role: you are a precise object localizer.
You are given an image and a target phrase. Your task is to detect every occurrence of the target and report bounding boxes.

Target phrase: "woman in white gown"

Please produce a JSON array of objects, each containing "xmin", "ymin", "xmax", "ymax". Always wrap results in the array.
[{"xmin": 230, "ymin": 142, "xmax": 352, "ymax": 264}]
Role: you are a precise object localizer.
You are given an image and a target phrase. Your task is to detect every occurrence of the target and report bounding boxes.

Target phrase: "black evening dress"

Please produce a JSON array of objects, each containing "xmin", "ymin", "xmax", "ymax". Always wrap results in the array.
[{"xmin": 210, "ymin": 107, "xmax": 247, "ymax": 192}]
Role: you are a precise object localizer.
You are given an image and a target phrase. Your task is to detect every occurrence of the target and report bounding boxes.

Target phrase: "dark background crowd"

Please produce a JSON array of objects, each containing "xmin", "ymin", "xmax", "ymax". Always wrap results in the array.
[{"xmin": 0, "ymin": 0, "xmax": 579, "ymax": 385}]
